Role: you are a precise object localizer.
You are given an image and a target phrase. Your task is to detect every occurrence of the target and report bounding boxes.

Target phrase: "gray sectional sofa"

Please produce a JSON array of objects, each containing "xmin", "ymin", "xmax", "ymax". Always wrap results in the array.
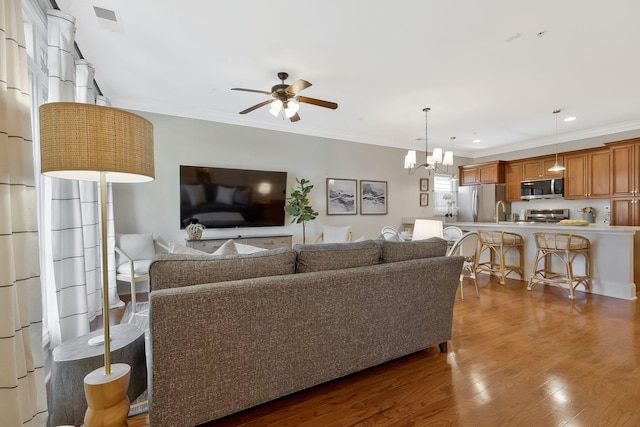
[{"xmin": 148, "ymin": 238, "xmax": 464, "ymax": 427}]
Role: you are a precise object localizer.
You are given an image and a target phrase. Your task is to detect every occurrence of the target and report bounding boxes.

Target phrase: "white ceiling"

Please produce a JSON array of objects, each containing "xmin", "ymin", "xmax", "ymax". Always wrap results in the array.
[{"xmin": 55, "ymin": 0, "xmax": 640, "ymax": 158}]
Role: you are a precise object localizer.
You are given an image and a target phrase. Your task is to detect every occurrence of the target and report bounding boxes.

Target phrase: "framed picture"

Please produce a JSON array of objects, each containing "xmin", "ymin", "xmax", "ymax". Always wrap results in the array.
[
  {"xmin": 420, "ymin": 193, "xmax": 429, "ymax": 206},
  {"xmin": 420, "ymin": 178, "xmax": 429, "ymax": 192},
  {"xmin": 326, "ymin": 178, "xmax": 357, "ymax": 215},
  {"xmin": 360, "ymin": 180, "xmax": 388, "ymax": 215}
]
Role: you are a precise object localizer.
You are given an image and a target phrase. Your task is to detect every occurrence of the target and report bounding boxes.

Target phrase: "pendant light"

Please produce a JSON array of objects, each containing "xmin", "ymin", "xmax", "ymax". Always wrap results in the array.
[{"xmin": 548, "ymin": 109, "xmax": 565, "ymax": 172}]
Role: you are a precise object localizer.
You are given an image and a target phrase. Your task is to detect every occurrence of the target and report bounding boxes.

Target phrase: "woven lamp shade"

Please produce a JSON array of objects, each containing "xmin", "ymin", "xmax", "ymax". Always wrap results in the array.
[{"xmin": 39, "ymin": 102, "xmax": 154, "ymax": 183}]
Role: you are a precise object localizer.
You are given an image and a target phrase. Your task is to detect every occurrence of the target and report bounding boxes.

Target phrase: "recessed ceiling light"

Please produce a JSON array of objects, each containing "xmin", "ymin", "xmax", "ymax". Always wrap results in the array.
[{"xmin": 564, "ymin": 116, "xmax": 576, "ymax": 122}]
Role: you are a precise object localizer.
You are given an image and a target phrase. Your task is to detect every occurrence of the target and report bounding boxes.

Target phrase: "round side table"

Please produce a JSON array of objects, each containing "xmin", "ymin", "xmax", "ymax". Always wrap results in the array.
[{"xmin": 47, "ymin": 323, "xmax": 147, "ymax": 427}]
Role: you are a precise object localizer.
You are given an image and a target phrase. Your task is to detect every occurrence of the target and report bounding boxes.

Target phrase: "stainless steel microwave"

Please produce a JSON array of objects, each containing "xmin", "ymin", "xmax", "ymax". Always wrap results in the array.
[{"xmin": 520, "ymin": 178, "xmax": 564, "ymax": 200}]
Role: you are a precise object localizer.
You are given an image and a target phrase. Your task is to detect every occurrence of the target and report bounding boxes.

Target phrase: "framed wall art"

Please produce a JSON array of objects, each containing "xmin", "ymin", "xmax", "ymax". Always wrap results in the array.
[
  {"xmin": 360, "ymin": 180, "xmax": 388, "ymax": 215},
  {"xmin": 420, "ymin": 193, "xmax": 429, "ymax": 206},
  {"xmin": 326, "ymin": 178, "xmax": 357, "ymax": 215},
  {"xmin": 420, "ymin": 178, "xmax": 429, "ymax": 192}
]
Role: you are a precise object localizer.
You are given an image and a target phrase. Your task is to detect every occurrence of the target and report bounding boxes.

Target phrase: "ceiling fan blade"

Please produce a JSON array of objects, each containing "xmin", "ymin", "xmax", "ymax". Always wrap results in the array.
[
  {"xmin": 286, "ymin": 79, "xmax": 312, "ymax": 94},
  {"xmin": 289, "ymin": 112, "xmax": 301, "ymax": 122},
  {"xmin": 296, "ymin": 96, "xmax": 338, "ymax": 110},
  {"xmin": 239, "ymin": 100, "xmax": 273, "ymax": 114},
  {"xmin": 231, "ymin": 88, "xmax": 272, "ymax": 95}
]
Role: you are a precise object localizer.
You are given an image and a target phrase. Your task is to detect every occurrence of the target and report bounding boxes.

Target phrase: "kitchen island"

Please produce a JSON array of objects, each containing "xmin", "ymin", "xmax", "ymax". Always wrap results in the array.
[{"xmin": 453, "ymin": 222, "xmax": 640, "ymax": 300}]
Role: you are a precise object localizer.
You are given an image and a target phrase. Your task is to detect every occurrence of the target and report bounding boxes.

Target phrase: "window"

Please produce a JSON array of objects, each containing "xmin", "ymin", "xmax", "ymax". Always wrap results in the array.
[{"xmin": 433, "ymin": 174, "xmax": 457, "ymax": 216}]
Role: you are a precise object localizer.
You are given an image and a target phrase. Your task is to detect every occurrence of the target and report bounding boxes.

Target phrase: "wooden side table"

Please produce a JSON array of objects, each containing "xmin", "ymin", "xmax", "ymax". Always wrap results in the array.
[{"xmin": 47, "ymin": 324, "xmax": 147, "ymax": 427}]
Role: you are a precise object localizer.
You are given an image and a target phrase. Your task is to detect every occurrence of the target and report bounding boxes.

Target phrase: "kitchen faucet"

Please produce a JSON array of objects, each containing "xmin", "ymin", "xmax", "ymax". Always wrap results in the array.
[{"xmin": 496, "ymin": 201, "xmax": 505, "ymax": 224}]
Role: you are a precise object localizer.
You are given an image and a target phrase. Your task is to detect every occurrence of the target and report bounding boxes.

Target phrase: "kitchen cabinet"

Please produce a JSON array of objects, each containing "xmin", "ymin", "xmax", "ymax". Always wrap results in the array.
[
  {"xmin": 459, "ymin": 161, "xmax": 506, "ymax": 185},
  {"xmin": 608, "ymin": 139, "xmax": 640, "ymax": 225},
  {"xmin": 610, "ymin": 198, "xmax": 640, "ymax": 226},
  {"xmin": 609, "ymin": 140, "xmax": 640, "ymax": 197},
  {"xmin": 522, "ymin": 156, "xmax": 564, "ymax": 180},
  {"xmin": 564, "ymin": 148, "xmax": 610, "ymax": 199},
  {"xmin": 505, "ymin": 161, "xmax": 523, "ymax": 202}
]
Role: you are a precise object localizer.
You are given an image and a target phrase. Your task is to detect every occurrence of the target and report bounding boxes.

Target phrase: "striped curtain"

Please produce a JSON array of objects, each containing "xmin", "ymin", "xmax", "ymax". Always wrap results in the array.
[
  {"xmin": 0, "ymin": 0, "xmax": 48, "ymax": 424},
  {"xmin": 43, "ymin": 9, "xmax": 121, "ymax": 349}
]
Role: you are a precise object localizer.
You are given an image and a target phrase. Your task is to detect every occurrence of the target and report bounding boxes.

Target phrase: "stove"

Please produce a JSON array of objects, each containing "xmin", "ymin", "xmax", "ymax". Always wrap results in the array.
[{"xmin": 524, "ymin": 209, "xmax": 570, "ymax": 223}]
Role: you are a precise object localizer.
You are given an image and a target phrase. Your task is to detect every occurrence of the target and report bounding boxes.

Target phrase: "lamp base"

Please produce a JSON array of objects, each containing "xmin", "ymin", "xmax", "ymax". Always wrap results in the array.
[{"xmin": 84, "ymin": 363, "xmax": 131, "ymax": 427}]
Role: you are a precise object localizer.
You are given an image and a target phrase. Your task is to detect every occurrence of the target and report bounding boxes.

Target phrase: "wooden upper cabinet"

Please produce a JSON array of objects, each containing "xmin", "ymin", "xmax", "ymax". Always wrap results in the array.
[
  {"xmin": 460, "ymin": 166, "xmax": 479, "ymax": 185},
  {"xmin": 522, "ymin": 156, "xmax": 564, "ymax": 180},
  {"xmin": 506, "ymin": 161, "xmax": 523, "ymax": 202},
  {"xmin": 610, "ymin": 142, "xmax": 640, "ymax": 197},
  {"xmin": 608, "ymin": 139, "xmax": 640, "ymax": 225},
  {"xmin": 564, "ymin": 148, "xmax": 610, "ymax": 199},
  {"xmin": 459, "ymin": 161, "xmax": 506, "ymax": 186}
]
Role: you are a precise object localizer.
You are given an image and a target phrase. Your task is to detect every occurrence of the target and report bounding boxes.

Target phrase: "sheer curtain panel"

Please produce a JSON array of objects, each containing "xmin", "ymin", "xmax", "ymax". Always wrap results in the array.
[
  {"xmin": 0, "ymin": 0, "xmax": 48, "ymax": 424},
  {"xmin": 43, "ymin": 9, "xmax": 121, "ymax": 349}
]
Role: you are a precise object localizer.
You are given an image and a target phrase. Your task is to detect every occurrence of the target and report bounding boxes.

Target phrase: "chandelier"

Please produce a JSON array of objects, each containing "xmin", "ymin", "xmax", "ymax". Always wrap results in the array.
[{"xmin": 404, "ymin": 107, "xmax": 453, "ymax": 175}]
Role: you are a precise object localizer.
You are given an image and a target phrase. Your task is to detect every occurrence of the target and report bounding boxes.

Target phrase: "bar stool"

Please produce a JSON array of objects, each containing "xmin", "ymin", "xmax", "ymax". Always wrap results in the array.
[
  {"xmin": 527, "ymin": 232, "xmax": 591, "ymax": 299},
  {"xmin": 476, "ymin": 230, "xmax": 525, "ymax": 285}
]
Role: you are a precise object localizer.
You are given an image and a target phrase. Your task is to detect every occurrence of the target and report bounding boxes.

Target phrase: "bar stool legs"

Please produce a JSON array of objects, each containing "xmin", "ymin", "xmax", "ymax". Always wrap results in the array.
[
  {"xmin": 476, "ymin": 230, "xmax": 525, "ymax": 285},
  {"xmin": 527, "ymin": 232, "xmax": 592, "ymax": 299}
]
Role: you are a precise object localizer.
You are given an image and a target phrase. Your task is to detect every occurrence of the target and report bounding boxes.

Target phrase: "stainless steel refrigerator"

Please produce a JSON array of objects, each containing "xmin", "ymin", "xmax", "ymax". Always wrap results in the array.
[{"xmin": 457, "ymin": 183, "xmax": 510, "ymax": 223}]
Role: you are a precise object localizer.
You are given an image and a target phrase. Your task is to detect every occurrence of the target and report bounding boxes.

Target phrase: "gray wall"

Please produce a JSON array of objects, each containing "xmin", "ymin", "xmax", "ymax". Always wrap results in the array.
[
  {"xmin": 114, "ymin": 112, "xmax": 639, "ymax": 244},
  {"xmin": 113, "ymin": 111, "xmax": 464, "ymax": 246}
]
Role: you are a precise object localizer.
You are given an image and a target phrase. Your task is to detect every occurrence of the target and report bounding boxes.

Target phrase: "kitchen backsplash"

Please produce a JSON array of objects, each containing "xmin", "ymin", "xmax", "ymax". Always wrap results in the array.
[{"xmin": 511, "ymin": 198, "xmax": 610, "ymax": 223}]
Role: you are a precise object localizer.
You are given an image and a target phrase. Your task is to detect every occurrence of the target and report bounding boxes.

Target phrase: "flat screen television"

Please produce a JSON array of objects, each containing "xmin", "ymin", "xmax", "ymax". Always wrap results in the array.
[{"xmin": 180, "ymin": 165, "xmax": 287, "ymax": 229}]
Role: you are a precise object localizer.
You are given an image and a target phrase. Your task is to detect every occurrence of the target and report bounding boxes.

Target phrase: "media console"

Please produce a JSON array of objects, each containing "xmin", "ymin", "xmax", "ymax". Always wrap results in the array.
[{"xmin": 185, "ymin": 234, "xmax": 293, "ymax": 253}]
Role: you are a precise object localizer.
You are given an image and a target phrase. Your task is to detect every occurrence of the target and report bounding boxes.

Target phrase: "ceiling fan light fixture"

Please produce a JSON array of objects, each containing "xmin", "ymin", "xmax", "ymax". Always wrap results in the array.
[
  {"xmin": 269, "ymin": 100, "xmax": 283, "ymax": 117},
  {"xmin": 284, "ymin": 99, "xmax": 299, "ymax": 118}
]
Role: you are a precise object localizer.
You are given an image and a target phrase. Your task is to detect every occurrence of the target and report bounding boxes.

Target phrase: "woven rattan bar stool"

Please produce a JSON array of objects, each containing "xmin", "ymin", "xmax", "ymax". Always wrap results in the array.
[
  {"xmin": 476, "ymin": 230, "xmax": 525, "ymax": 285},
  {"xmin": 527, "ymin": 232, "xmax": 591, "ymax": 299}
]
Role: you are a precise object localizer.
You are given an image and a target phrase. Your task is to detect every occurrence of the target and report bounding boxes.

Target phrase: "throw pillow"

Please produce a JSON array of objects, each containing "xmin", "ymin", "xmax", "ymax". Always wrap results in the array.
[
  {"xmin": 215, "ymin": 186, "xmax": 236, "ymax": 205},
  {"xmin": 380, "ymin": 237, "xmax": 447, "ymax": 263},
  {"xmin": 169, "ymin": 241, "xmax": 210, "ymax": 255},
  {"xmin": 322, "ymin": 225, "xmax": 351, "ymax": 243},
  {"xmin": 235, "ymin": 242, "xmax": 267, "ymax": 254},
  {"xmin": 213, "ymin": 239, "xmax": 238, "ymax": 255},
  {"xmin": 294, "ymin": 240, "xmax": 382, "ymax": 273}
]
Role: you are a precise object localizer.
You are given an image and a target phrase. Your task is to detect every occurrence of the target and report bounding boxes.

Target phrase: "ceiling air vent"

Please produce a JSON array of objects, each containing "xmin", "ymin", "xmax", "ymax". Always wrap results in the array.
[
  {"xmin": 92, "ymin": 5, "xmax": 122, "ymax": 31},
  {"xmin": 93, "ymin": 6, "xmax": 117, "ymax": 22}
]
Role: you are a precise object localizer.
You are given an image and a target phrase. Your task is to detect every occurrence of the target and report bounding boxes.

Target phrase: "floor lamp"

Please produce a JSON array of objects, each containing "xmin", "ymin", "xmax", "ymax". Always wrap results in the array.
[{"xmin": 39, "ymin": 102, "xmax": 154, "ymax": 427}]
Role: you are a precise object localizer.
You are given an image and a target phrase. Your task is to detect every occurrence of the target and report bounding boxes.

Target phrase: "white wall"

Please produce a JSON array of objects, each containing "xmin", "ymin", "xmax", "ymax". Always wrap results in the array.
[{"xmin": 113, "ymin": 111, "xmax": 461, "ymax": 246}]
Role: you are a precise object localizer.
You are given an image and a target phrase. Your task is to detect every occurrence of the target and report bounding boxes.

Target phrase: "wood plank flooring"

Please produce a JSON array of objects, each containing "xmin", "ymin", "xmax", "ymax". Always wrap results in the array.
[{"xmin": 126, "ymin": 275, "xmax": 640, "ymax": 426}]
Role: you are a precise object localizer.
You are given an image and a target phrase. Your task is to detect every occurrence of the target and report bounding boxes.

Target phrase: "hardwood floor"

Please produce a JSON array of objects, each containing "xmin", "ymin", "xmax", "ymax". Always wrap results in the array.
[{"xmin": 127, "ymin": 275, "xmax": 640, "ymax": 426}]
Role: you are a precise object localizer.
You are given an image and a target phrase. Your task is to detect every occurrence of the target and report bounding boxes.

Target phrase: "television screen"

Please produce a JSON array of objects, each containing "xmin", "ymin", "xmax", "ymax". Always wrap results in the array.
[{"xmin": 180, "ymin": 165, "xmax": 287, "ymax": 229}]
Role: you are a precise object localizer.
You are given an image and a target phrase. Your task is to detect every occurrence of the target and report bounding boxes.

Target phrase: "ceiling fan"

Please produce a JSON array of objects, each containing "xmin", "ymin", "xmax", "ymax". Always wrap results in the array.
[{"xmin": 231, "ymin": 72, "xmax": 338, "ymax": 122}]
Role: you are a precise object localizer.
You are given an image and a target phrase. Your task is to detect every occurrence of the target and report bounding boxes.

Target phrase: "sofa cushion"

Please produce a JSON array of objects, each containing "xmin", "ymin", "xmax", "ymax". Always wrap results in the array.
[
  {"xmin": 294, "ymin": 240, "xmax": 381, "ymax": 273},
  {"xmin": 116, "ymin": 259, "xmax": 152, "ymax": 276},
  {"xmin": 380, "ymin": 237, "xmax": 447, "ymax": 263},
  {"xmin": 149, "ymin": 247, "xmax": 297, "ymax": 291}
]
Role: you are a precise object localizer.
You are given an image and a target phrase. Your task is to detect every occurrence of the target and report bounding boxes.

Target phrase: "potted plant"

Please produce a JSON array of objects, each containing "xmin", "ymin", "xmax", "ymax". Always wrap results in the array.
[{"xmin": 284, "ymin": 178, "xmax": 318, "ymax": 244}]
